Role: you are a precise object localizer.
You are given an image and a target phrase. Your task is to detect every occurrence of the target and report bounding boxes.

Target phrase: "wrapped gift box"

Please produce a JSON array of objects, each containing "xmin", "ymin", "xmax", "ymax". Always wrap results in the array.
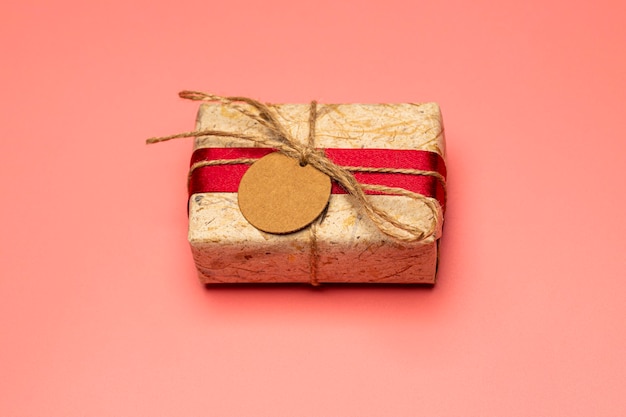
[{"xmin": 187, "ymin": 99, "xmax": 446, "ymax": 284}]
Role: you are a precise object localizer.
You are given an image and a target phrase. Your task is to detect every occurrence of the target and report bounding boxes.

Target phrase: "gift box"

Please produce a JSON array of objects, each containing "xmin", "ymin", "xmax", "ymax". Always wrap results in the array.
[{"xmin": 153, "ymin": 92, "xmax": 447, "ymax": 285}]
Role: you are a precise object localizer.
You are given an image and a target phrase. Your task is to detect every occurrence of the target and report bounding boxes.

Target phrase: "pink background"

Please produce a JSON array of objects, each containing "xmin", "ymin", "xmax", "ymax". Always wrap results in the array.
[{"xmin": 1, "ymin": 0, "xmax": 625, "ymax": 415}]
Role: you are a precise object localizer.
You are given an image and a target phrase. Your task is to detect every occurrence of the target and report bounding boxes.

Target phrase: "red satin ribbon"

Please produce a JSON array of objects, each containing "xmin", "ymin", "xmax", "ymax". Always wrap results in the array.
[{"xmin": 189, "ymin": 148, "xmax": 447, "ymax": 208}]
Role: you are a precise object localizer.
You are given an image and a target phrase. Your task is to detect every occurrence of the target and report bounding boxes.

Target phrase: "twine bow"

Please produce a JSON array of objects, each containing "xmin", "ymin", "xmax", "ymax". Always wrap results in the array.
[{"xmin": 147, "ymin": 91, "xmax": 445, "ymax": 243}]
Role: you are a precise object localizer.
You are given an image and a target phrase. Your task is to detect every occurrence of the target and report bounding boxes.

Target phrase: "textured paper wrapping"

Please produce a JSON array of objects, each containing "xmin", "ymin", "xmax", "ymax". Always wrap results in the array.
[{"xmin": 189, "ymin": 102, "xmax": 446, "ymax": 284}]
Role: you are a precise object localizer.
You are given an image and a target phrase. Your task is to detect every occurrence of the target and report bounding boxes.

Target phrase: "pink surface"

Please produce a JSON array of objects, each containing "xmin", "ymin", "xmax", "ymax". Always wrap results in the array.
[{"xmin": 1, "ymin": 0, "xmax": 625, "ymax": 415}]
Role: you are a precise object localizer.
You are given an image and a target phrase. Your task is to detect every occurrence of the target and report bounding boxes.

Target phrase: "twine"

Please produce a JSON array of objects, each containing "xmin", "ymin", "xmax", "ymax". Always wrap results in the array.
[
  {"xmin": 147, "ymin": 91, "xmax": 446, "ymax": 284},
  {"xmin": 309, "ymin": 219, "xmax": 321, "ymax": 287}
]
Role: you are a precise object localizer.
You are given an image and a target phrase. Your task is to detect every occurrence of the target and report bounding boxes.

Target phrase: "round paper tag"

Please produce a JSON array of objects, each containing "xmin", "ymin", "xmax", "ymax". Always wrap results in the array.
[{"xmin": 237, "ymin": 152, "xmax": 332, "ymax": 234}]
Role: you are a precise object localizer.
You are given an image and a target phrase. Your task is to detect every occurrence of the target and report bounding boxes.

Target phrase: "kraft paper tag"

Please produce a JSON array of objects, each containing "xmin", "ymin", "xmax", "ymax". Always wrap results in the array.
[{"xmin": 237, "ymin": 152, "xmax": 331, "ymax": 234}]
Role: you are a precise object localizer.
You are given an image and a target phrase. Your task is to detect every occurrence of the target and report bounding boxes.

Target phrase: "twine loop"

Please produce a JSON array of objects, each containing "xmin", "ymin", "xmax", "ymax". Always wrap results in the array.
[{"xmin": 147, "ymin": 91, "xmax": 445, "ymax": 244}]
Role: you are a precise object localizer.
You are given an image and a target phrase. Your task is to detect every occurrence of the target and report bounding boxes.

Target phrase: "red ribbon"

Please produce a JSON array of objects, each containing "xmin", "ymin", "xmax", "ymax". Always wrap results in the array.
[{"xmin": 189, "ymin": 148, "xmax": 447, "ymax": 208}]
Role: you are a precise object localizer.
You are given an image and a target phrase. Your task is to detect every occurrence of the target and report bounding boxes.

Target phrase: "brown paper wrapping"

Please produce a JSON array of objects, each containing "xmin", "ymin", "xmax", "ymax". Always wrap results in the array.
[{"xmin": 188, "ymin": 102, "xmax": 445, "ymax": 284}]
